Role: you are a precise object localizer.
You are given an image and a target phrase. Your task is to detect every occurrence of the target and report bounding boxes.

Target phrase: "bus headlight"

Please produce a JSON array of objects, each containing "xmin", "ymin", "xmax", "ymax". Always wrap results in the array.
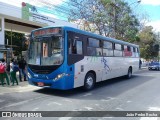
[
  {"xmin": 28, "ymin": 72, "xmax": 32, "ymax": 79},
  {"xmin": 53, "ymin": 73, "xmax": 66, "ymax": 81}
]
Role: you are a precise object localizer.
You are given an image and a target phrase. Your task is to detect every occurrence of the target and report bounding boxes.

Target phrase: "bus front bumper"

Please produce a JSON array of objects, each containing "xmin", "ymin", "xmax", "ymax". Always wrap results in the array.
[{"xmin": 28, "ymin": 76, "xmax": 74, "ymax": 90}]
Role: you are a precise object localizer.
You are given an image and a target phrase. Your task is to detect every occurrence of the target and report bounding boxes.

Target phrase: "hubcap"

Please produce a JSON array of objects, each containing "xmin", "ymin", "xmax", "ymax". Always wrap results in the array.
[{"xmin": 86, "ymin": 76, "xmax": 93, "ymax": 87}]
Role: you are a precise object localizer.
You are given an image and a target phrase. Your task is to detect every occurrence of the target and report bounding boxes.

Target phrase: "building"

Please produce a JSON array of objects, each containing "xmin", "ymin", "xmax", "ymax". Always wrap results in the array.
[{"xmin": 0, "ymin": 1, "xmax": 77, "ymax": 58}]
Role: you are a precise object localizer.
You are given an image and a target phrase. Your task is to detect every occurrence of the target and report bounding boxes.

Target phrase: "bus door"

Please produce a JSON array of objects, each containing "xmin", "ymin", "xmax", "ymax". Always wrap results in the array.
[
  {"xmin": 28, "ymin": 39, "xmax": 41, "ymax": 65},
  {"xmin": 67, "ymin": 32, "xmax": 85, "ymax": 87}
]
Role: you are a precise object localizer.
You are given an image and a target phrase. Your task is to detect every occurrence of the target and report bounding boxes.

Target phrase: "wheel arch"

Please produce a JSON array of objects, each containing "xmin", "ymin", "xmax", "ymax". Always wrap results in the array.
[
  {"xmin": 85, "ymin": 70, "xmax": 96, "ymax": 82},
  {"xmin": 83, "ymin": 70, "xmax": 96, "ymax": 90}
]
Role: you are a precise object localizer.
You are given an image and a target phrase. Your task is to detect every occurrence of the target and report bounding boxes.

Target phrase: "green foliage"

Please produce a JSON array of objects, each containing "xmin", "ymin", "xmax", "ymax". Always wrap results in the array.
[
  {"xmin": 5, "ymin": 31, "xmax": 27, "ymax": 56},
  {"xmin": 137, "ymin": 26, "xmax": 158, "ymax": 60},
  {"xmin": 68, "ymin": 0, "xmax": 139, "ymax": 43}
]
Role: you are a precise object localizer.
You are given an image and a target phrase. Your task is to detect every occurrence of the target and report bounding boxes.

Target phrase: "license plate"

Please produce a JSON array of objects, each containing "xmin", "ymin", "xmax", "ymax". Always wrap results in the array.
[{"xmin": 37, "ymin": 82, "xmax": 44, "ymax": 86}]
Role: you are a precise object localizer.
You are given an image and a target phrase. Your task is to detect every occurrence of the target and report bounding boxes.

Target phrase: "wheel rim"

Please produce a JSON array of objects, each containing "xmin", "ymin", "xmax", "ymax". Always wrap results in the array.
[{"xmin": 86, "ymin": 76, "xmax": 93, "ymax": 88}]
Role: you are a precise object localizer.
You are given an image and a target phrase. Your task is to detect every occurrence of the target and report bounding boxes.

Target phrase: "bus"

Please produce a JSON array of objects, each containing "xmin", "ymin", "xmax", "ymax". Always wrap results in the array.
[{"xmin": 27, "ymin": 26, "xmax": 140, "ymax": 90}]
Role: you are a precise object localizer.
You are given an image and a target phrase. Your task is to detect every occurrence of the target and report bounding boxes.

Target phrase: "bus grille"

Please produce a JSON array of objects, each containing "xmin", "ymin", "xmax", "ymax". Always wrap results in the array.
[{"xmin": 28, "ymin": 64, "xmax": 60, "ymax": 74}]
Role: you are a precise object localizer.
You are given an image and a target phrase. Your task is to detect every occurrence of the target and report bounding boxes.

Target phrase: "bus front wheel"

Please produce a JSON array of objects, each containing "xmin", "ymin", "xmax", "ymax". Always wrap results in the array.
[{"xmin": 83, "ymin": 73, "xmax": 95, "ymax": 90}]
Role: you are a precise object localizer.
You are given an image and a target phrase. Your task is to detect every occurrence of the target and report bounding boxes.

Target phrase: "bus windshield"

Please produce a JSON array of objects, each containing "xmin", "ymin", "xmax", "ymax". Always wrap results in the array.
[{"xmin": 28, "ymin": 36, "xmax": 64, "ymax": 66}]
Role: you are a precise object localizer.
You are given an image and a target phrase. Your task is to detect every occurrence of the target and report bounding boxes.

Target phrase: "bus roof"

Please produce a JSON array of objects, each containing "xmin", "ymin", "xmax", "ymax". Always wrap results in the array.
[{"xmin": 32, "ymin": 26, "xmax": 139, "ymax": 48}]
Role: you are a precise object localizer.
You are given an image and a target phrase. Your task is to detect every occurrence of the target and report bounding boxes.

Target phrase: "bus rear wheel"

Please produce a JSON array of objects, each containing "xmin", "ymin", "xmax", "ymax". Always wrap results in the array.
[
  {"xmin": 126, "ymin": 67, "xmax": 132, "ymax": 79},
  {"xmin": 83, "ymin": 73, "xmax": 95, "ymax": 90}
]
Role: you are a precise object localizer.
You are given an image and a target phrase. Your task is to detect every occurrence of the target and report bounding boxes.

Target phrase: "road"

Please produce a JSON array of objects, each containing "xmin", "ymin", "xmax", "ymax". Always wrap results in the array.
[{"xmin": 0, "ymin": 69, "xmax": 160, "ymax": 120}]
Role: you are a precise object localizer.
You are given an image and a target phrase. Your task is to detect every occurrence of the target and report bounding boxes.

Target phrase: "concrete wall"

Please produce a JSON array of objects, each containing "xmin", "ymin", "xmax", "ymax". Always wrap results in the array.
[
  {"xmin": 0, "ymin": 17, "xmax": 4, "ymax": 45},
  {"xmin": 5, "ymin": 22, "xmax": 36, "ymax": 34},
  {"xmin": 0, "ymin": 1, "xmax": 77, "ymax": 58},
  {"xmin": 0, "ymin": 2, "xmax": 77, "ymax": 28}
]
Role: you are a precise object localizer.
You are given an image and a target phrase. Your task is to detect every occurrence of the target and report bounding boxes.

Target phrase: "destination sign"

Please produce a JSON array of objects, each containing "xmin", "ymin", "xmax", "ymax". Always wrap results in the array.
[{"xmin": 32, "ymin": 28, "xmax": 61, "ymax": 37}]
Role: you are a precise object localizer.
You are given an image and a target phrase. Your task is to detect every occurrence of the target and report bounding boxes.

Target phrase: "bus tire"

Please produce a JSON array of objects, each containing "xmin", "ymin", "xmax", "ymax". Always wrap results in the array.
[
  {"xmin": 83, "ymin": 73, "xmax": 95, "ymax": 90},
  {"xmin": 126, "ymin": 67, "xmax": 132, "ymax": 79}
]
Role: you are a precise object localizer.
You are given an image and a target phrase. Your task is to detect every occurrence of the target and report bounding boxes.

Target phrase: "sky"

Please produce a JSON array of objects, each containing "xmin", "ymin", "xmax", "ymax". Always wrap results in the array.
[
  {"xmin": 138, "ymin": 0, "xmax": 160, "ymax": 32},
  {"xmin": 0, "ymin": 0, "xmax": 159, "ymax": 32}
]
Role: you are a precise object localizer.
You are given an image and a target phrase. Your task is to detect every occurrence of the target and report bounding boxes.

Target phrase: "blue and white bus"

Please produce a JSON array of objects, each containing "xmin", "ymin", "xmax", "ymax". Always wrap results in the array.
[{"xmin": 27, "ymin": 26, "xmax": 140, "ymax": 90}]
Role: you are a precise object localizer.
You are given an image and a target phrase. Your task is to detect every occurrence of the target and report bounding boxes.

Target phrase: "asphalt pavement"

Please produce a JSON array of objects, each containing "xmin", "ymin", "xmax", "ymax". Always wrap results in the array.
[
  {"xmin": 0, "ymin": 67, "xmax": 160, "ymax": 120},
  {"xmin": 0, "ymin": 67, "xmax": 147, "ymax": 94}
]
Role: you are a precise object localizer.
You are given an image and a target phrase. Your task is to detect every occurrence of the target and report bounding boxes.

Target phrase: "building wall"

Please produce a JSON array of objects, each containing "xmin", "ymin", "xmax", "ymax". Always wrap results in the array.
[
  {"xmin": 0, "ymin": 17, "xmax": 4, "ymax": 45},
  {"xmin": 0, "ymin": 2, "xmax": 77, "ymax": 28},
  {"xmin": 0, "ymin": 1, "xmax": 77, "ymax": 58}
]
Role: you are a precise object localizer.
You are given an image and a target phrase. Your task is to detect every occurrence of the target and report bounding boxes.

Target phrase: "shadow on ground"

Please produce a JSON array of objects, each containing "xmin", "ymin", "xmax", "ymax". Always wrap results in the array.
[{"xmin": 33, "ymin": 74, "xmax": 154, "ymax": 100}]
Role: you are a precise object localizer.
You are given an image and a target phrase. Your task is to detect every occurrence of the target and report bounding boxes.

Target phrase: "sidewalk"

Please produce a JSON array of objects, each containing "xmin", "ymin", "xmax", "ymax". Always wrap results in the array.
[{"xmin": 0, "ymin": 81, "xmax": 38, "ymax": 94}]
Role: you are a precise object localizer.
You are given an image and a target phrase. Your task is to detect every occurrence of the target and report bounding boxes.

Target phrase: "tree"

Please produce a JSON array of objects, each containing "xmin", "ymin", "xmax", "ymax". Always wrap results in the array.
[
  {"xmin": 137, "ymin": 26, "xmax": 158, "ymax": 59},
  {"xmin": 5, "ymin": 31, "xmax": 27, "ymax": 57},
  {"xmin": 68, "ymin": 0, "xmax": 111, "ymax": 36},
  {"xmin": 68, "ymin": 0, "xmax": 139, "ymax": 43}
]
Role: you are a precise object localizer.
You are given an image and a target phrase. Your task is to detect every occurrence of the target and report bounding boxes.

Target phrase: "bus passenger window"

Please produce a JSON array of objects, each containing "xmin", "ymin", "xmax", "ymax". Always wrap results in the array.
[
  {"xmin": 133, "ymin": 47, "xmax": 136, "ymax": 52},
  {"xmin": 72, "ymin": 46, "xmax": 77, "ymax": 54},
  {"xmin": 87, "ymin": 38, "xmax": 102, "ymax": 56},
  {"xmin": 135, "ymin": 48, "xmax": 139, "ymax": 57},
  {"xmin": 96, "ymin": 48, "xmax": 102, "ymax": 56},
  {"xmin": 127, "ymin": 46, "xmax": 131, "ymax": 51},
  {"xmin": 69, "ymin": 38, "xmax": 83, "ymax": 55},
  {"xmin": 114, "ymin": 43, "xmax": 122, "ymax": 57},
  {"xmin": 76, "ymin": 41, "xmax": 83, "ymax": 55}
]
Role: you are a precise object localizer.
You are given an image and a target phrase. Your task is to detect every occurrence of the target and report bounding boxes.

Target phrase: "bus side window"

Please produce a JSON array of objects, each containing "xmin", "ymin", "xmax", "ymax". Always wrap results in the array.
[
  {"xmin": 76, "ymin": 41, "xmax": 83, "ymax": 55},
  {"xmin": 103, "ymin": 41, "xmax": 113, "ymax": 56},
  {"xmin": 69, "ymin": 39, "xmax": 72, "ymax": 54},
  {"xmin": 114, "ymin": 43, "xmax": 122, "ymax": 57},
  {"xmin": 69, "ymin": 37, "xmax": 83, "ymax": 55},
  {"xmin": 136, "ymin": 47, "xmax": 139, "ymax": 57},
  {"xmin": 67, "ymin": 32, "xmax": 84, "ymax": 66},
  {"xmin": 69, "ymin": 38, "xmax": 77, "ymax": 54},
  {"xmin": 127, "ymin": 46, "xmax": 131, "ymax": 51},
  {"xmin": 87, "ymin": 38, "xmax": 102, "ymax": 56},
  {"xmin": 132, "ymin": 47, "xmax": 136, "ymax": 57},
  {"xmin": 123, "ymin": 45, "xmax": 131, "ymax": 57}
]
